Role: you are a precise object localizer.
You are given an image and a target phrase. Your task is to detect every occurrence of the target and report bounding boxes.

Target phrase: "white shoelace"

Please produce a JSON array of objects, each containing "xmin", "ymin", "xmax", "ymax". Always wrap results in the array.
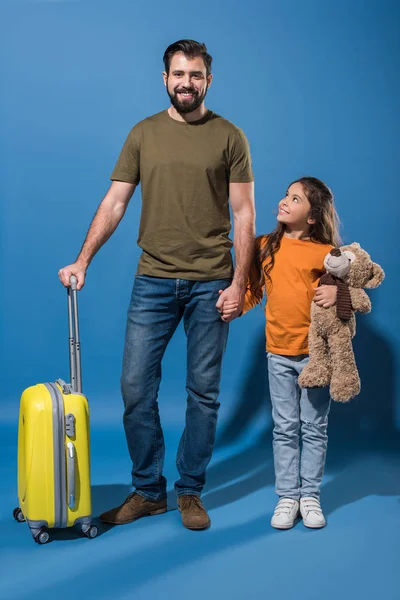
[
  {"xmin": 301, "ymin": 497, "xmax": 323, "ymax": 515},
  {"xmin": 274, "ymin": 498, "xmax": 298, "ymax": 515}
]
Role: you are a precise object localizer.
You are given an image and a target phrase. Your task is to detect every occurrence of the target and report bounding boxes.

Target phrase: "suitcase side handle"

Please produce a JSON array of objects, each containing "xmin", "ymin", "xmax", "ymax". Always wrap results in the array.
[
  {"xmin": 67, "ymin": 276, "xmax": 82, "ymax": 393},
  {"xmin": 67, "ymin": 442, "xmax": 76, "ymax": 509}
]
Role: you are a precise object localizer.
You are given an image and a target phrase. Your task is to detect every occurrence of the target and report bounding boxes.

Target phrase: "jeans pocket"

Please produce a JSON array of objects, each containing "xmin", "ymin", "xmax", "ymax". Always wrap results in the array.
[{"xmin": 214, "ymin": 278, "xmax": 233, "ymax": 295}]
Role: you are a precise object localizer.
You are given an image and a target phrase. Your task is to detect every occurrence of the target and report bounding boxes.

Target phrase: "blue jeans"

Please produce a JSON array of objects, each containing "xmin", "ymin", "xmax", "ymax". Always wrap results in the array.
[
  {"xmin": 267, "ymin": 352, "xmax": 331, "ymax": 500},
  {"xmin": 121, "ymin": 275, "xmax": 231, "ymax": 501}
]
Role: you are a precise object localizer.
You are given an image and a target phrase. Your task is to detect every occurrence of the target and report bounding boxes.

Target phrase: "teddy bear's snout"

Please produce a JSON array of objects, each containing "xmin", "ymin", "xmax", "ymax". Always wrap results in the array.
[{"xmin": 327, "ymin": 255, "xmax": 346, "ymax": 269}]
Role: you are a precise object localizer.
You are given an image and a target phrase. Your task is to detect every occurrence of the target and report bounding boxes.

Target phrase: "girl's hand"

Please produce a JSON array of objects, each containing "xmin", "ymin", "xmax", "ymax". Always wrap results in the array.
[
  {"xmin": 221, "ymin": 301, "xmax": 239, "ymax": 320},
  {"xmin": 313, "ymin": 285, "xmax": 337, "ymax": 308}
]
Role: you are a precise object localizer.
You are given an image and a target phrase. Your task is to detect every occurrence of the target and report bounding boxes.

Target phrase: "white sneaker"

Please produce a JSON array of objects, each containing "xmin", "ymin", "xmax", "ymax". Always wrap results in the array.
[
  {"xmin": 271, "ymin": 498, "xmax": 299, "ymax": 529},
  {"xmin": 300, "ymin": 497, "xmax": 326, "ymax": 528}
]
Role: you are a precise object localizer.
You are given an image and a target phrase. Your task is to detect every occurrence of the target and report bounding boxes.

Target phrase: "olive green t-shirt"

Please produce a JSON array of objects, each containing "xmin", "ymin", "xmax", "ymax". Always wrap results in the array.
[{"xmin": 110, "ymin": 109, "xmax": 253, "ymax": 280}]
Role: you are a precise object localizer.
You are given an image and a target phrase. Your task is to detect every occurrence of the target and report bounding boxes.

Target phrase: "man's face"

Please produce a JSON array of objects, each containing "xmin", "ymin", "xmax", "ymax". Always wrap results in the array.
[{"xmin": 163, "ymin": 52, "xmax": 212, "ymax": 114}]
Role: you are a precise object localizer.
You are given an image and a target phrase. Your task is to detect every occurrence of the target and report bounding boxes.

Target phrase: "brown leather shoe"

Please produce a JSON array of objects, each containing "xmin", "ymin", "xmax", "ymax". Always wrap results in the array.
[
  {"xmin": 99, "ymin": 492, "xmax": 167, "ymax": 525},
  {"xmin": 177, "ymin": 495, "xmax": 210, "ymax": 530}
]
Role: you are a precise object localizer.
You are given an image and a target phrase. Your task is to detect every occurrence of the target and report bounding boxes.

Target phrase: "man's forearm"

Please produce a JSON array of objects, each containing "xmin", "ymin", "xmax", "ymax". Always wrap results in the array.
[
  {"xmin": 76, "ymin": 183, "xmax": 134, "ymax": 268},
  {"xmin": 232, "ymin": 209, "xmax": 256, "ymax": 290}
]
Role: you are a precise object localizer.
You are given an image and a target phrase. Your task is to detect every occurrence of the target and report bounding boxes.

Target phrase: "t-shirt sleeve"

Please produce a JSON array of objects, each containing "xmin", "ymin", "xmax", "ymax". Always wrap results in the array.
[
  {"xmin": 110, "ymin": 125, "xmax": 141, "ymax": 184},
  {"xmin": 228, "ymin": 128, "xmax": 254, "ymax": 183}
]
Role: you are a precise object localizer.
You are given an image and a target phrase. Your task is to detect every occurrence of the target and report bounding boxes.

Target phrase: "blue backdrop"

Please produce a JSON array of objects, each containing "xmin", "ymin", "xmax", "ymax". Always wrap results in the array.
[
  {"xmin": 2, "ymin": 0, "xmax": 398, "ymax": 434},
  {"xmin": 1, "ymin": 2, "xmax": 399, "ymax": 598}
]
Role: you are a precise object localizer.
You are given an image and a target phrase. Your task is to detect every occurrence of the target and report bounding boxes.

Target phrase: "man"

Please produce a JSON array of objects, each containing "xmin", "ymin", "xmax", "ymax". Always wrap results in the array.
[{"xmin": 58, "ymin": 40, "xmax": 255, "ymax": 530}]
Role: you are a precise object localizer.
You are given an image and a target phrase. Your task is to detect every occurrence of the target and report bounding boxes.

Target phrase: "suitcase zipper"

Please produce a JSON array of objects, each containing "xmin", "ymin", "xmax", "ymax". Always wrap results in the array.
[{"xmin": 44, "ymin": 383, "xmax": 67, "ymax": 528}]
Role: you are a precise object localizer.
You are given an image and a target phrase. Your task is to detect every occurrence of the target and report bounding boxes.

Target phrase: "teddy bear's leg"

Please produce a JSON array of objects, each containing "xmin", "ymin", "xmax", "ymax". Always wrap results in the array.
[
  {"xmin": 327, "ymin": 324, "xmax": 360, "ymax": 402},
  {"xmin": 298, "ymin": 323, "xmax": 331, "ymax": 388}
]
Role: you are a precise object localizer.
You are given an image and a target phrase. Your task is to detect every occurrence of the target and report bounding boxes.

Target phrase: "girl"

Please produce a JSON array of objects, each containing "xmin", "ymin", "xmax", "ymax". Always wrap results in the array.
[{"xmin": 222, "ymin": 177, "xmax": 340, "ymax": 529}]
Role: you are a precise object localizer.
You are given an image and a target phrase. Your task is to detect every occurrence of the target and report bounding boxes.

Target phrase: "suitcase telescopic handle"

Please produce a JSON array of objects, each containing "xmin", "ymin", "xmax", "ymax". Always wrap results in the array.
[{"xmin": 67, "ymin": 276, "xmax": 82, "ymax": 393}]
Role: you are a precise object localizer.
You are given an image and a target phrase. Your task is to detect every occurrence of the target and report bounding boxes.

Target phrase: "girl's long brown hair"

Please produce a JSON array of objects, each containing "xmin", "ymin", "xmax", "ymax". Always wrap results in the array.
[{"xmin": 252, "ymin": 177, "xmax": 341, "ymax": 295}]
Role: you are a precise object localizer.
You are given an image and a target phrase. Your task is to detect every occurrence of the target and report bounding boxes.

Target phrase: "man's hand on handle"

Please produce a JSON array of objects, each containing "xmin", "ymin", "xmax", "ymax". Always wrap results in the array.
[{"xmin": 58, "ymin": 262, "xmax": 87, "ymax": 290}]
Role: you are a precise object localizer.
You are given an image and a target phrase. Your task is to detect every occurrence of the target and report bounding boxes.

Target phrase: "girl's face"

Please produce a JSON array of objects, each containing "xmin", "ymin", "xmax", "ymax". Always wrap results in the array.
[{"xmin": 277, "ymin": 182, "xmax": 315, "ymax": 229}]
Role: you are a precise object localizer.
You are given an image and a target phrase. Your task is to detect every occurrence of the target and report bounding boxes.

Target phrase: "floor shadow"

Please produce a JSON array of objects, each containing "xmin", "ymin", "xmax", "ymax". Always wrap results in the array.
[
  {"xmin": 208, "ymin": 434, "xmax": 271, "ymax": 489},
  {"xmin": 205, "ymin": 462, "xmax": 274, "ymax": 510},
  {"xmin": 91, "ymin": 483, "xmax": 132, "ymax": 517},
  {"xmin": 328, "ymin": 315, "xmax": 398, "ymax": 446},
  {"xmin": 217, "ymin": 329, "xmax": 269, "ymax": 447},
  {"xmin": 48, "ymin": 527, "xmax": 92, "ymax": 542},
  {"xmin": 323, "ymin": 308, "xmax": 399, "ymax": 515},
  {"xmin": 322, "ymin": 450, "xmax": 400, "ymax": 517},
  {"xmin": 89, "ymin": 483, "xmax": 133, "ymax": 536},
  {"xmin": 204, "ymin": 434, "xmax": 274, "ymax": 510}
]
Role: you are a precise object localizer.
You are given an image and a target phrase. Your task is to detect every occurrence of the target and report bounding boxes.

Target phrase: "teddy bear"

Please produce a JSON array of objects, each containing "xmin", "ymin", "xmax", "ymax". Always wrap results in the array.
[{"xmin": 298, "ymin": 242, "xmax": 384, "ymax": 402}]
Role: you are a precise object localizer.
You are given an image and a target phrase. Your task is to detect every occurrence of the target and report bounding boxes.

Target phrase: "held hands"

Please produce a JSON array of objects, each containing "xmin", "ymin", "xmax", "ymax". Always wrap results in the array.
[
  {"xmin": 58, "ymin": 262, "xmax": 87, "ymax": 290},
  {"xmin": 215, "ymin": 283, "xmax": 244, "ymax": 323},
  {"xmin": 313, "ymin": 284, "xmax": 337, "ymax": 308}
]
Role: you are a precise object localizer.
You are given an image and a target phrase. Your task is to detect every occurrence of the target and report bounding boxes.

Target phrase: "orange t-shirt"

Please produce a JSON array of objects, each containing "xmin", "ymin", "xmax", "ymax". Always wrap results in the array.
[{"xmin": 243, "ymin": 235, "xmax": 334, "ymax": 355}]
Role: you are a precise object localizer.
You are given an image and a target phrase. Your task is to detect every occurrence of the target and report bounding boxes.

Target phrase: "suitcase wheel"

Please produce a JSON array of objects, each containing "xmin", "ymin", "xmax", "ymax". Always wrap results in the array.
[
  {"xmin": 82, "ymin": 525, "xmax": 98, "ymax": 539},
  {"xmin": 34, "ymin": 528, "xmax": 50, "ymax": 545},
  {"xmin": 13, "ymin": 507, "xmax": 25, "ymax": 523}
]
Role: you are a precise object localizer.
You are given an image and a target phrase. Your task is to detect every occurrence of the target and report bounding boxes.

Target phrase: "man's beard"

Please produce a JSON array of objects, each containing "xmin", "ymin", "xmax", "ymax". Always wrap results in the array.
[{"xmin": 167, "ymin": 84, "xmax": 208, "ymax": 114}]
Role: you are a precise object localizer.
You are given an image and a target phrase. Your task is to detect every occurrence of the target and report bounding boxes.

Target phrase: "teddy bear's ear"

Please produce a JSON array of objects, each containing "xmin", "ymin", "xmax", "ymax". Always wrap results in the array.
[{"xmin": 364, "ymin": 262, "xmax": 385, "ymax": 289}]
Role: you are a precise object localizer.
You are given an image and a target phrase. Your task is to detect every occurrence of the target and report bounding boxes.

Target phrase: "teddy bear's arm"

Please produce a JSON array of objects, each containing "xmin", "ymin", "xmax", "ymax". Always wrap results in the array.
[{"xmin": 350, "ymin": 288, "xmax": 371, "ymax": 314}]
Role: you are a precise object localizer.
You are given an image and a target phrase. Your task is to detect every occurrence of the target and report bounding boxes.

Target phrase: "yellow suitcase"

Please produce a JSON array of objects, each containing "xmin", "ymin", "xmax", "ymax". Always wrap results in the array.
[{"xmin": 13, "ymin": 277, "xmax": 98, "ymax": 544}]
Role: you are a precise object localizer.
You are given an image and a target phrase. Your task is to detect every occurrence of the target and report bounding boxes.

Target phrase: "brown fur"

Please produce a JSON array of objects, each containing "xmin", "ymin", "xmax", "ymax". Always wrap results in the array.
[{"xmin": 298, "ymin": 243, "xmax": 385, "ymax": 402}]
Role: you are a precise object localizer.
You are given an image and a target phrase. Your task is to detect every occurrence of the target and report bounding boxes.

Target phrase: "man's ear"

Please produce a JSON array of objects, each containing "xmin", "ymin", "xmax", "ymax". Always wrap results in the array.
[
  {"xmin": 162, "ymin": 71, "xmax": 168, "ymax": 87},
  {"xmin": 207, "ymin": 73, "xmax": 213, "ymax": 88}
]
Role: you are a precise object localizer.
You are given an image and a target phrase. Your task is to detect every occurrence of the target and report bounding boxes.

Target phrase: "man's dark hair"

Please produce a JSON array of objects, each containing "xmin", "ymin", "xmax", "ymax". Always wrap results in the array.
[{"xmin": 163, "ymin": 40, "xmax": 213, "ymax": 76}]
